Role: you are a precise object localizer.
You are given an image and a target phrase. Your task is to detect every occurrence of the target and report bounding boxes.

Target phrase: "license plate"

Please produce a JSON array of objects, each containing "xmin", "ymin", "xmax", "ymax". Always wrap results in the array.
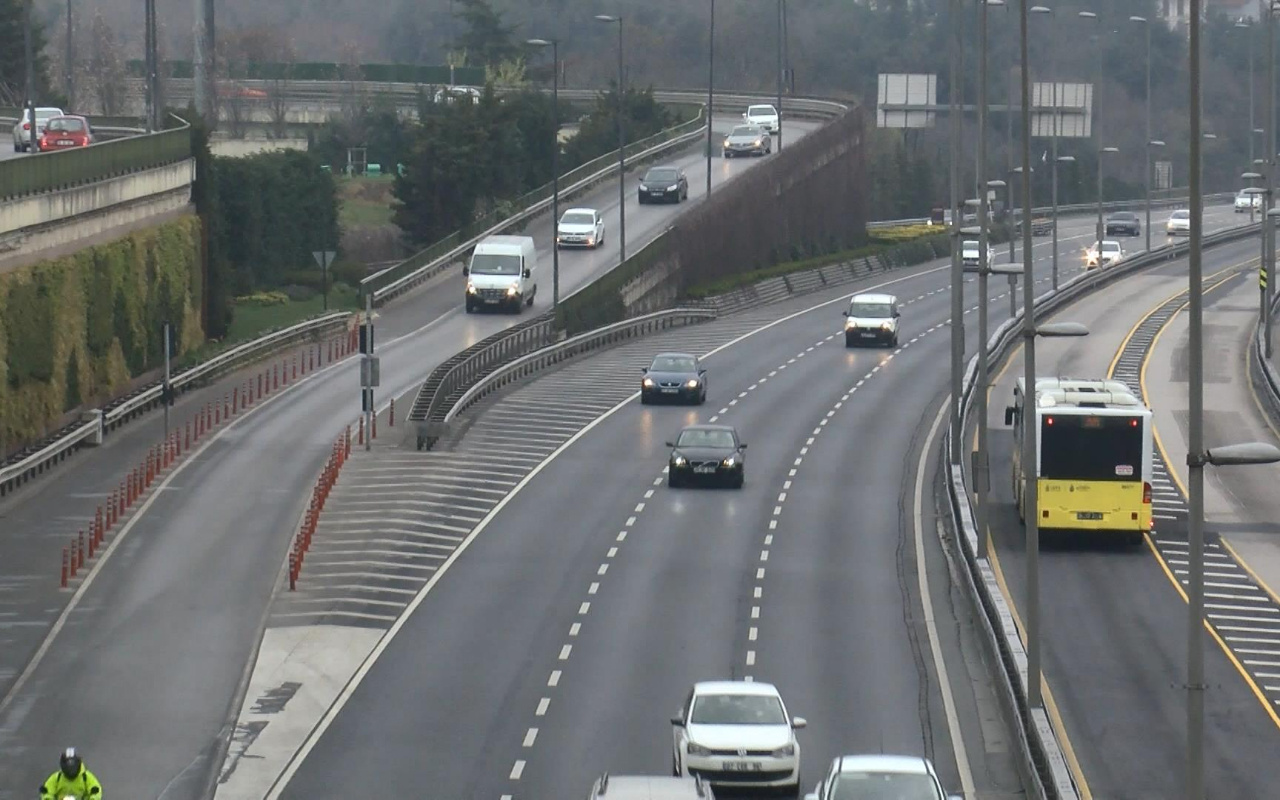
[
  {"xmin": 694, "ymin": 465, "xmax": 717, "ymax": 474},
  {"xmin": 660, "ymin": 387, "xmax": 678, "ymax": 394},
  {"xmin": 860, "ymin": 332, "xmax": 876, "ymax": 338},
  {"xmin": 57, "ymin": 139, "xmax": 73, "ymax": 145},
  {"xmin": 1077, "ymin": 511, "xmax": 1103, "ymax": 520},
  {"xmin": 484, "ymin": 298, "xmax": 499, "ymax": 304},
  {"xmin": 721, "ymin": 761, "xmax": 763, "ymax": 771}
]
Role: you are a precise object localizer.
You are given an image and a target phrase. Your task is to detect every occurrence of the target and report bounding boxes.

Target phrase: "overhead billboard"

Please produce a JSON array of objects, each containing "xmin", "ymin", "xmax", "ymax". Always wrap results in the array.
[
  {"xmin": 877, "ymin": 73, "xmax": 937, "ymax": 129},
  {"xmin": 1031, "ymin": 82, "xmax": 1092, "ymax": 138}
]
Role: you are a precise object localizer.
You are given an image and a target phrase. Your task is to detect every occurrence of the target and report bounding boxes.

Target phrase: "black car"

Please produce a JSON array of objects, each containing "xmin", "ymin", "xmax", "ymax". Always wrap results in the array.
[
  {"xmin": 639, "ymin": 165, "xmax": 689, "ymax": 204},
  {"xmin": 1104, "ymin": 211, "xmax": 1141, "ymax": 237},
  {"xmin": 641, "ymin": 352, "xmax": 707, "ymax": 405},
  {"xmin": 667, "ymin": 425, "xmax": 747, "ymax": 488}
]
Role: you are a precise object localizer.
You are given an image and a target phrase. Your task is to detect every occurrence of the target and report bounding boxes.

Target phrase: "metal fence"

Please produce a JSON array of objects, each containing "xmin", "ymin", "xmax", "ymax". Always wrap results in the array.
[{"xmin": 0, "ymin": 113, "xmax": 191, "ymax": 201}]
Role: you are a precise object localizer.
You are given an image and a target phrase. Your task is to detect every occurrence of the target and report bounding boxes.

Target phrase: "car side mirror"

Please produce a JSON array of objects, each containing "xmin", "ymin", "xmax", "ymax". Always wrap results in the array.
[
  {"xmin": 665, "ymin": 441, "xmax": 675, "ymax": 448},
  {"xmin": 462, "ymin": 265, "xmax": 469, "ymax": 276},
  {"xmin": 523, "ymin": 268, "xmax": 531, "ymax": 278},
  {"xmin": 791, "ymin": 716, "xmax": 807, "ymax": 729},
  {"xmin": 642, "ymin": 367, "xmax": 649, "ymax": 373},
  {"xmin": 1004, "ymin": 406, "xmax": 1016, "ymax": 426},
  {"xmin": 671, "ymin": 716, "xmax": 684, "ymax": 726},
  {"xmin": 893, "ymin": 309, "xmax": 900, "ymax": 318},
  {"xmin": 841, "ymin": 310, "xmax": 849, "ymax": 317},
  {"xmin": 739, "ymin": 443, "xmax": 748, "ymax": 450}
]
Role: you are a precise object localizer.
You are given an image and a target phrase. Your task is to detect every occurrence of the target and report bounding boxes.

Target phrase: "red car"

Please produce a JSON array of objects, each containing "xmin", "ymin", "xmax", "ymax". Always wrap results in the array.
[{"xmin": 37, "ymin": 115, "xmax": 93, "ymax": 151}]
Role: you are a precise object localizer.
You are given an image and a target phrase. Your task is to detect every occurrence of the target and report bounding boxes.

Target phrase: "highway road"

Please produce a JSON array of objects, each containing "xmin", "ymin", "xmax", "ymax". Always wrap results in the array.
[
  {"xmin": 0, "ymin": 115, "xmax": 823, "ymax": 800},
  {"xmin": 275, "ymin": 206, "xmax": 1244, "ymax": 800},
  {"xmin": 980, "ymin": 235, "xmax": 1280, "ymax": 798}
]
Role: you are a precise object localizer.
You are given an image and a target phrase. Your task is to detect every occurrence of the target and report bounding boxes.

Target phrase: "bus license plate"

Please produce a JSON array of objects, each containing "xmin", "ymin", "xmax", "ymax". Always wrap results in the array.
[
  {"xmin": 721, "ymin": 762, "xmax": 762, "ymax": 771},
  {"xmin": 1077, "ymin": 511, "xmax": 1103, "ymax": 520}
]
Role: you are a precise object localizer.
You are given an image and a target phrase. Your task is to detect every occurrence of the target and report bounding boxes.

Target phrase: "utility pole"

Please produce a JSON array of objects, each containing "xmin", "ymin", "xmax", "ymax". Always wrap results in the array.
[
  {"xmin": 948, "ymin": 0, "xmax": 963, "ymax": 467},
  {"xmin": 144, "ymin": 0, "xmax": 157, "ymax": 132},
  {"xmin": 707, "ymin": 0, "xmax": 715, "ymax": 198},
  {"xmin": 1186, "ymin": 1, "xmax": 1205, "ymax": 795},
  {"xmin": 163, "ymin": 322, "xmax": 172, "ymax": 440},
  {"xmin": 194, "ymin": 0, "xmax": 207, "ymax": 121},
  {"xmin": 24, "ymin": 0, "xmax": 35, "ymax": 152},
  {"xmin": 1267, "ymin": 2, "xmax": 1277, "ymax": 359},
  {"xmin": 776, "ymin": 0, "xmax": 784, "ymax": 151},
  {"xmin": 65, "ymin": 0, "xmax": 72, "ymax": 108}
]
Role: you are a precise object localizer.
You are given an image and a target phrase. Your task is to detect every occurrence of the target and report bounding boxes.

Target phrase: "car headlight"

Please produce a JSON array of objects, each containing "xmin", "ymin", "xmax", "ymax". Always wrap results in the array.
[
  {"xmin": 845, "ymin": 318, "xmax": 857, "ymax": 329},
  {"xmin": 687, "ymin": 742, "xmax": 712, "ymax": 756},
  {"xmin": 722, "ymin": 457, "xmax": 736, "ymax": 467},
  {"xmin": 668, "ymin": 184, "xmax": 679, "ymax": 190},
  {"xmin": 466, "ymin": 282, "xmax": 477, "ymax": 294},
  {"xmin": 685, "ymin": 378, "xmax": 699, "ymax": 388},
  {"xmin": 642, "ymin": 378, "xmax": 655, "ymax": 388},
  {"xmin": 673, "ymin": 455, "xmax": 687, "ymax": 467},
  {"xmin": 881, "ymin": 321, "xmax": 893, "ymax": 330},
  {"xmin": 507, "ymin": 285, "xmax": 518, "ymax": 296},
  {"xmin": 772, "ymin": 744, "xmax": 796, "ymax": 758},
  {"xmin": 755, "ymin": 139, "xmax": 764, "ymax": 146}
]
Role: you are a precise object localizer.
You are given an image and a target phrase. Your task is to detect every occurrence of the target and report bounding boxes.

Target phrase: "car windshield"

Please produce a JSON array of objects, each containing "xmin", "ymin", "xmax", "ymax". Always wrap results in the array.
[
  {"xmin": 748, "ymin": 105, "xmax": 775, "ymax": 116},
  {"xmin": 1102, "ymin": 243, "xmax": 1120, "ymax": 252},
  {"xmin": 690, "ymin": 693, "xmax": 786, "ymax": 725},
  {"xmin": 469, "ymin": 253, "xmax": 521, "ymax": 276},
  {"xmin": 34, "ymin": 110, "xmax": 59, "ymax": 121},
  {"xmin": 560, "ymin": 212, "xmax": 594, "ymax": 226},
  {"xmin": 646, "ymin": 169, "xmax": 678, "ymax": 182},
  {"xmin": 1172, "ymin": 211, "xmax": 1189, "ymax": 219},
  {"xmin": 651, "ymin": 355, "xmax": 696, "ymax": 372},
  {"xmin": 1109, "ymin": 213, "xmax": 1135, "ymax": 221},
  {"xmin": 830, "ymin": 772, "xmax": 940, "ymax": 800},
  {"xmin": 849, "ymin": 303, "xmax": 892, "ymax": 318},
  {"xmin": 730, "ymin": 126, "xmax": 759, "ymax": 136},
  {"xmin": 676, "ymin": 429, "xmax": 736, "ymax": 449},
  {"xmin": 962, "ymin": 240, "xmax": 979, "ymax": 250},
  {"xmin": 47, "ymin": 118, "xmax": 84, "ymax": 132}
]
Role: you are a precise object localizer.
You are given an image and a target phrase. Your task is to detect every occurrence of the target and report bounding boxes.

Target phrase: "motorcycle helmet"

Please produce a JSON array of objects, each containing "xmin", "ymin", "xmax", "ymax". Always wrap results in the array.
[{"xmin": 59, "ymin": 748, "xmax": 81, "ymax": 779}]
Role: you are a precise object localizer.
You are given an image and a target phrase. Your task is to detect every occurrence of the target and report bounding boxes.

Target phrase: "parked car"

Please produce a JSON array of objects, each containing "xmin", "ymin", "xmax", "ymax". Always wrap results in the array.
[
  {"xmin": 12, "ymin": 106, "xmax": 64, "ymax": 152},
  {"xmin": 1104, "ymin": 211, "xmax": 1141, "ymax": 237},
  {"xmin": 37, "ymin": 115, "xmax": 94, "ymax": 151}
]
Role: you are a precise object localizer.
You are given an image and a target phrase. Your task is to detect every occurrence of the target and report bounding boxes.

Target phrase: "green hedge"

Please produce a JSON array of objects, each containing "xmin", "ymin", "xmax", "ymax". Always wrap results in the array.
[{"xmin": 0, "ymin": 216, "xmax": 204, "ymax": 447}]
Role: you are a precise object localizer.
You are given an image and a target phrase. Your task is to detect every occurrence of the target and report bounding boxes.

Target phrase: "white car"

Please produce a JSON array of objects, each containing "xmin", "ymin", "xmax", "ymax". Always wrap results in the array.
[
  {"xmin": 1166, "ymin": 208, "xmax": 1191, "ymax": 236},
  {"xmin": 1235, "ymin": 191, "xmax": 1262, "ymax": 212},
  {"xmin": 1085, "ymin": 239, "xmax": 1123, "ymax": 269},
  {"xmin": 961, "ymin": 239, "xmax": 987, "ymax": 269},
  {"xmin": 804, "ymin": 755, "xmax": 961, "ymax": 800},
  {"xmin": 433, "ymin": 86, "xmax": 481, "ymax": 105},
  {"xmin": 12, "ymin": 106, "xmax": 64, "ymax": 152},
  {"xmin": 671, "ymin": 681, "xmax": 805, "ymax": 794},
  {"xmin": 742, "ymin": 104, "xmax": 779, "ymax": 133},
  {"xmin": 843, "ymin": 292, "xmax": 899, "ymax": 347},
  {"xmin": 556, "ymin": 207, "xmax": 605, "ymax": 249}
]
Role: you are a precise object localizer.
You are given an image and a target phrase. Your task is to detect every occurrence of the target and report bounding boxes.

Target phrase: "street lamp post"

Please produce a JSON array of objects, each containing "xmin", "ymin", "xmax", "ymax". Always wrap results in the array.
[
  {"xmin": 528, "ymin": 38, "xmax": 560, "ymax": 310},
  {"xmin": 1133, "ymin": 16, "xmax": 1154, "ymax": 247},
  {"xmin": 1009, "ymin": 165, "xmax": 1030, "ymax": 317},
  {"xmin": 1237, "ymin": 20, "xmax": 1257, "ymax": 224},
  {"xmin": 1020, "ymin": 0, "xmax": 1090, "ymax": 712},
  {"xmin": 595, "ymin": 15, "xmax": 626, "ymax": 266},
  {"xmin": 1096, "ymin": 146, "xmax": 1119, "ymax": 245},
  {"xmin": 948, "ymin": 0, "xmax": 964, "ymax": 467},
  {"xmin": 1077, "ymin": 11, "xmax": 1101, "ymax": 240},
  {"xmin": 1264, "ymin": 1, "xmax": 1277, "ymax": 360},
  {"xmin": 707, "ymin": 0, "xmax": 715, "ymax": 198},
  {"xmin": 1052, "ymin": 156, "xmax": 1074, "ymax": 286},
  {"xmin": 776, "ymin": 0, "xmax": 784, "ymax": 151},
  {"xmin": 1029, "ymin": 6, "xmax": 1057, "ymax": 287}
]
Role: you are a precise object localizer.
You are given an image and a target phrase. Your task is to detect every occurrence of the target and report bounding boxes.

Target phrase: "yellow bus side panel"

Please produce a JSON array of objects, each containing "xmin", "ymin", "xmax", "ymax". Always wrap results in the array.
[{"xmin": 1038, "ymin": 479, "xmax": 1151, "ymax": 532}]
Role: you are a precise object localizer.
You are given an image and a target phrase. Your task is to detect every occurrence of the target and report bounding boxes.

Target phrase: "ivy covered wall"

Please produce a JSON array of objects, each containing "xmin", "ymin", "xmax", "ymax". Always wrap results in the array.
[{"xmin": 0, "ymin": 215, "xmax": 204, "ymax": 450}]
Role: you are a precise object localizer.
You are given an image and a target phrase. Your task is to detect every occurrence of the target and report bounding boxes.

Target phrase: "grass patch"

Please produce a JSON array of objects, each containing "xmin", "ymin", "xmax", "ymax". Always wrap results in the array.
[
  {"xmin": 337, "ymin": 175, "xmax": 397, "ymax": 228},
  {"xmin": 180, "ymin": 283, "xmax": 360, "ymax": 368}
]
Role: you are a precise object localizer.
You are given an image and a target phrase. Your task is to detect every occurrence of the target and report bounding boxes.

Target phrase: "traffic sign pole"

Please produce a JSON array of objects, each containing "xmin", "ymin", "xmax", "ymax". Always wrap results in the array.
[{"xmin": 313, "ymin": 250, "xmax": 336, "ymax": 312}]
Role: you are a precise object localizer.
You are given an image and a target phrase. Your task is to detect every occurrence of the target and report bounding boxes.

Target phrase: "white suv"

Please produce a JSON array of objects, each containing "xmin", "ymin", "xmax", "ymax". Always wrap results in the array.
[
  {"xmin": 743, "ymin": 104, "xmax": 779, "ymax": 133},
  {"xmin": 12, "ymin": 106, "xmax": 64, "ymax": 152},
  {"xmin": 844, "ymin": 292, "xmax": 900, "ymax": 347},
  {"xmin": 671, "ymin": 681, "xmax": 805, "ymax": 795}
]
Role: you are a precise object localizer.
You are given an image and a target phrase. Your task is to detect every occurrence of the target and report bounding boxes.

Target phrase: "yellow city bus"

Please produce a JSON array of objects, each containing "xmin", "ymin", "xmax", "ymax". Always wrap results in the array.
[{"xmin": 1004, "ymin": 377, "xmax": 1153, "ymax": 545}]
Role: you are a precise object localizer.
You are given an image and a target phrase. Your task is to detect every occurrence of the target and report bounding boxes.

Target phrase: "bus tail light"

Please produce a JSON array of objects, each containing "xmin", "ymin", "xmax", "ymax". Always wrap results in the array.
[{"xmin": 1142, "ymin": 482, "xmax": 1152, "ymax": 504}]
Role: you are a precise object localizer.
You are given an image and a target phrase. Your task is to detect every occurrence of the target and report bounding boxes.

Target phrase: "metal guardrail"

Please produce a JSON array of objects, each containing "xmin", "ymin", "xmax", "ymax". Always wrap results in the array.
[
  {"xmin": 444, "ymin": 307, "xmax": 719, "ymax": 426},
  {"xmin": 407, "ymin": 311, "xmax": 557, "ymax": 449},
  {"xmin": 0, "ymin": 311, "xmax": 351, "ymax": 497},
  {"xmin": 1253, "ymin": 290, "xmax": 1280, "ymax": 422},
  {"xmin": 0, "ymin": 112, "xmax": 191, "ymax": 201},
  {"xmin": 864, "ymin": 192, "xmax": 1235, "ymax": 231},
  {"xmin": 944, "ymin": 219, "xmax": 1260, "ymax": 800}
]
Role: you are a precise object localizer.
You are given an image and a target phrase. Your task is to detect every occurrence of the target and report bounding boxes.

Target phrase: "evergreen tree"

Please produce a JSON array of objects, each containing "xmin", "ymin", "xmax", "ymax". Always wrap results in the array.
[
  {"xmin": 0, "ymin": 0, "xmax": 51, "ymax": 106},
  {"xmin": 454, "ymin": 0, "xmax": 520, "ymax": 68}
]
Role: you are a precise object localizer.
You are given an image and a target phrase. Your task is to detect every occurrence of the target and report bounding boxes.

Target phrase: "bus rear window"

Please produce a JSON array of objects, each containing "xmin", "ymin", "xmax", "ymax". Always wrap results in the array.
[{"xmin": 1040, "ymin": 415, "xmax": 1142, "ymax": 480}]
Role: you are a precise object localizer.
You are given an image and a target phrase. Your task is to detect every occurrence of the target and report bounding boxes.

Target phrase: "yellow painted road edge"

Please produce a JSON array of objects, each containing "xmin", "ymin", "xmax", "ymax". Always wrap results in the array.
[{"xmin": 1127, "ymin": 263, "xmax": 1280, "ymax": 732}]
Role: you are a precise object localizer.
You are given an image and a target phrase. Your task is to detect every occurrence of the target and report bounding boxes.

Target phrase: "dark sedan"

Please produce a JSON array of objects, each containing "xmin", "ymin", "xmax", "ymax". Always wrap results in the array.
[
  {"xmin": 639, "ymin": 165, "xmax": 689, "ymax": 204},
  {"xmin": 1104, "ymin": 211, "xmax": 1141, "ymax": 237},
  {"xmin": 667, "ymin": 425, "xmax": 747, "ymax": 488},
  {"xmin": 641, "ymin": 352, "xmax": 707, "ymax": 405}
]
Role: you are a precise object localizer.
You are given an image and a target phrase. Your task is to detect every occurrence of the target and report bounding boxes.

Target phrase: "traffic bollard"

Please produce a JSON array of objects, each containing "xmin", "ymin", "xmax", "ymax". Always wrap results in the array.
[
  {"xmin": 88, "ymin": 528, "xmax": 96, "ymax": 559},
  {"xmin": 372, "ymin": 412, "xmax": 377, "ymax": 440},
  {"xmin": 389, "ymin": 398, "xmax": 395, "ymax": 427},
  {"xmin": 293, "ymin": 355, "xmax": 298, "ymax": 381},
  {"xmin": 289, "ymin": 552, "xmax": 297, "ymax": 591},
  {"xmin": 258, "ymin": 373, "xmax": 264, "ymax": 399},
  {"xmin": 61, "ymin": 548, "xmax": 69, "ymax": 588},
  {"xmin": 273, "ymin": 365, "xmax": 279, "ymax": 391},
  {"xmin": 358, "ymin": 416, "xmax": 364, "ymax": 445},
  {"xmin": 233, "ymin": 387, "xmax": 239, "ymax": 414}
]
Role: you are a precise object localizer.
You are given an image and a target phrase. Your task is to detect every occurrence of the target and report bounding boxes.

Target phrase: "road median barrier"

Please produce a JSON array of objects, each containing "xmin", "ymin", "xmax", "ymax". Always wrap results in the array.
[{"xmin": 289, "ymin": 428, "xmax": 353, "ymax": 591}]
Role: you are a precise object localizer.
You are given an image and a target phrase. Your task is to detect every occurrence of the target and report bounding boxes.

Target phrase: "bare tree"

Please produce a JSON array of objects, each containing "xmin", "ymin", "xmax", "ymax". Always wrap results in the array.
[
  {"xmin": 88, "ymin": 14, "xmax": 128, "ymax": 115},
  {"xmin": 484, "ymin": 57, "xmax": 526, "ymax": 89},
  {"xmin": 266, "ymin": 38, "xmax": 298, "ymax": 138},
  {"xmin": 446, "ymin": 49, "xmax": 468, "ymax": 86},
  {"xmin": 337, "ymin": 41, "xmax": 367, "ymax": 132}
]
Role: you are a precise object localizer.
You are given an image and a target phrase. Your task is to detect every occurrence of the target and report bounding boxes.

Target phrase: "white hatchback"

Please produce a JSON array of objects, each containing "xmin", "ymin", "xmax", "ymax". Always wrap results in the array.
[
  {"xmin": 12, "ymin": 106, "xmax": 64, "ymax": 152},
  {"xmin": 743, "ymin": 104, "xmax": 780, "ymax": 133},
  {"xmin": 671, "ymin": 681, "xmax": 805, "ymax": 794},
  {"xmin": 556, "ymin": 207, "xmax": 605, "ymax": 249},
  {"xmin": 1166, "ymin": 208, "xmax": 1191, "ymax": 236}
]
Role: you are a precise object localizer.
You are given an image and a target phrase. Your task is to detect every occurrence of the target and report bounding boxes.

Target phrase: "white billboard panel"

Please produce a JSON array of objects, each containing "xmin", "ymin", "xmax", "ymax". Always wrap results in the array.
[
  {"xmin": 1031, "ymin": 81, "xmax": 1092, "ymax": 138},
  {"xmin": 1155, "ymin": 160, "xmax": 1173, "ymax": 191},
  {"xmin": 877, "ymin": 73, "xmax": 937, "ymax": 129}
]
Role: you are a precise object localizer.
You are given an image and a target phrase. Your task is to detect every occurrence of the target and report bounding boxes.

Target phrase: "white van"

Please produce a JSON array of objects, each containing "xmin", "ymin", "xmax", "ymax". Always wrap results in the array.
[{"xmin": 464, "ymin": 235, "xmax": 539, "ymax": 313}]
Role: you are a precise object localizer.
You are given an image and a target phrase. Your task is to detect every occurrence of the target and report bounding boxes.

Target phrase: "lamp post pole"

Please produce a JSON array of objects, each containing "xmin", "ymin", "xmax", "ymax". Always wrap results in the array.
[
  {"xmin": 527, "ymin": 38, "xmax": 560, "ymax": 309},
  {"xmin": 1267, "ymin": 2, "xmax": 1277, "ymax": 359},
  {"xmin": 1238, "ymin": 20, "xmax": 1257, "ymax": 224},
  {"xmin": 1135, "ymin": 16, "xmax": 1153, "ymax": 248},
  {"xmin": 1030, "ymin": 6, "xmax": 1057, "ymax": 288},
  {"xmin": 23, "ymin": 0, "xmax": 34, "ymax": 152},
  {"xmin": 64, "ymin": 0, "xmax": 72, "ymax": 107},
  {"xmin": 776, "ymin": 0, "xmax": 784, "ymax": 151},
  {"xmin": 707, "ymin": 0, "xmax": 715, "ymax": 197},
  {"xmin": 948, "ymin": 0, "xmax": 964, "ymax": 467},
  {"xmin": 972, "ymin": 0, "xmax": 994, "ymax": 559},
  {"xmin": 595, "ymin": 15, "xmax": 627, "ymax": 266},
  {"xmin": 1187, "ymin": 2, "xmax": 1206, "ymax": 795}
]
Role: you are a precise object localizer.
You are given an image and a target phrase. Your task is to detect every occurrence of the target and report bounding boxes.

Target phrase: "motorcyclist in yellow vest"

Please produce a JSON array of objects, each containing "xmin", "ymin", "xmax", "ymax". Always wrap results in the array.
[{"xmin": 39, "ymin": 748, "xmax": 102, "ymax": 800}]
